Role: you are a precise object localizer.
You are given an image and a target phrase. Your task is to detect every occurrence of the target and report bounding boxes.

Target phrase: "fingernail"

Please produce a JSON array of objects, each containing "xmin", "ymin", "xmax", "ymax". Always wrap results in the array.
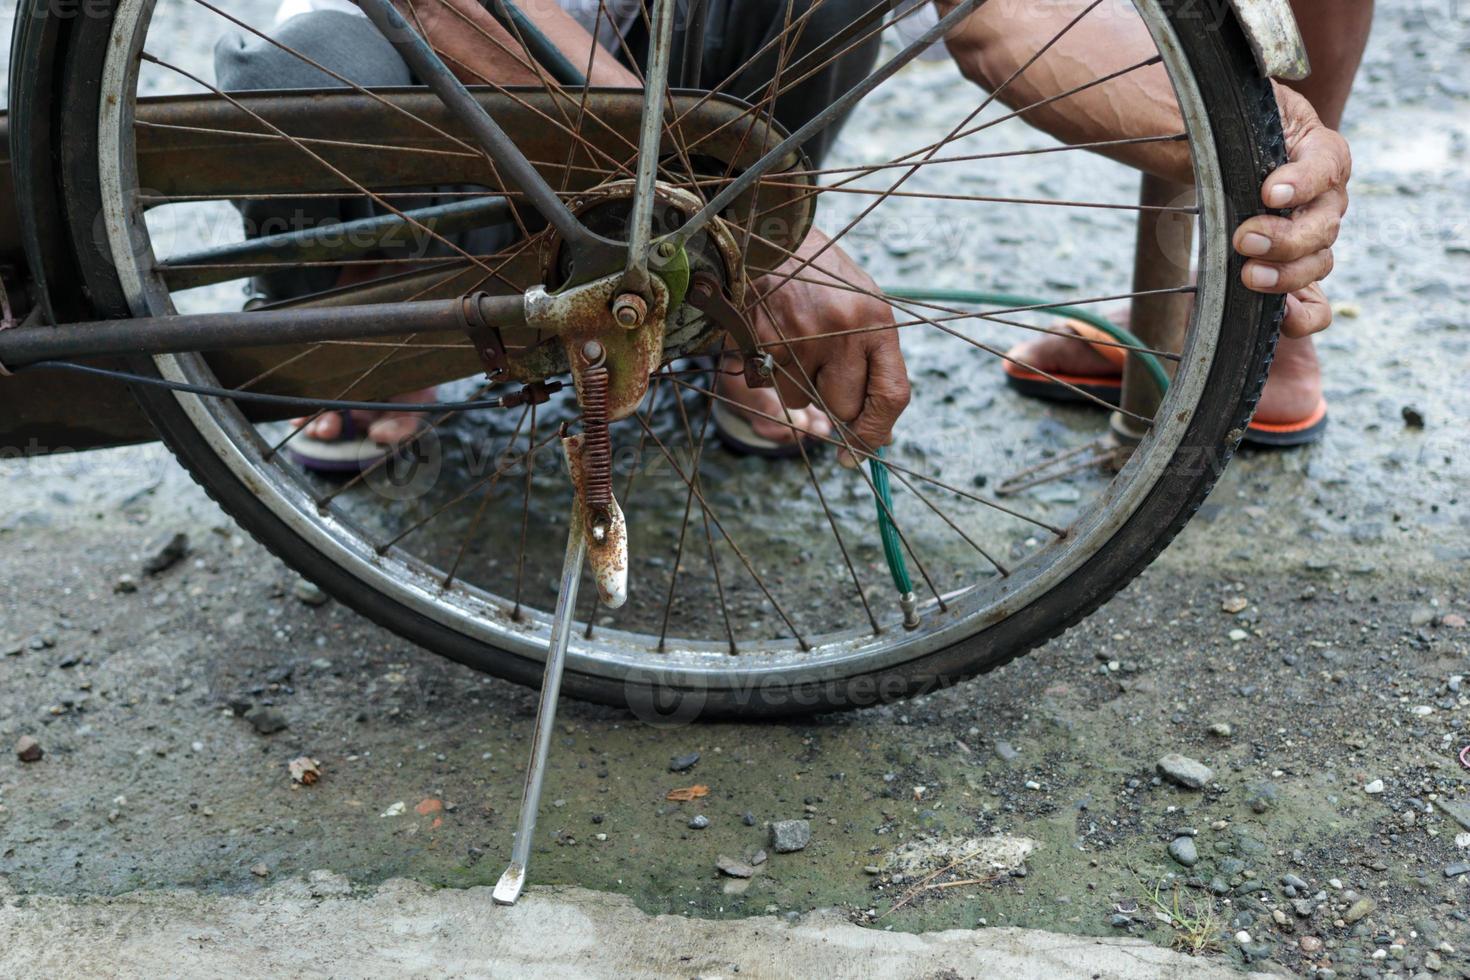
[
  {"xmin": 1239, "ymin": 232, "xmax": 1272, "ymax": 256},
  {"xmin": 838, "ymin": 451, "xmax": 857, "ymax": 470},
  {"xmin": 1247, "ymin": 265, "xmax": 1280, "ymax": 289},
  {"xmin": 1266, "ymin": 183, "xmax": 1295, "ymax": 208}
]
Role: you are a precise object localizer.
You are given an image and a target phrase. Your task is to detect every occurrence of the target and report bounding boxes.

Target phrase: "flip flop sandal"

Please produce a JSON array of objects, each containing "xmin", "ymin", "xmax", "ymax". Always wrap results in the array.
[
  {"xmin": 1237, "ymin": 396, "xmax": 1330, "ymax": 448},
  {"xmin": 1002, "ymin": 320, "xmax": 1127, "ymax": 407},
  {"xmin": 283, "ymin": 411, "xmax": 394, "ymax": 474},
  {"xmin": 711, "ymin": 399, "xmax": 823, "ymax": 459},
  {"xmin": 1002, "ymin": 319, "xmax": 1330, "ymax": 449}
]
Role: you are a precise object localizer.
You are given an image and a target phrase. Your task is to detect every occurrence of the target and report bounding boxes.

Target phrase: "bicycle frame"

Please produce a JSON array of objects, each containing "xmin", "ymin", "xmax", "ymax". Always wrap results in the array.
[{"xmin": 0, "ymin": 0, "xmax": 1304, "ymax": 456}]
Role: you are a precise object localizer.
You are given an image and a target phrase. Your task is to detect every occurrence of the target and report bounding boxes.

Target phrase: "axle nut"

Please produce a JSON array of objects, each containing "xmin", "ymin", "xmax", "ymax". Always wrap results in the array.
[{"xmin": 611, "ymin": 293, "xmax": 647, "ymax": 329}]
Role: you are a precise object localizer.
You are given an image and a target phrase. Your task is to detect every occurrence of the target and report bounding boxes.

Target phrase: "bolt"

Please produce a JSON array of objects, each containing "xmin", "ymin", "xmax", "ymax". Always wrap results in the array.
[
  {"xmin": 656, "ymin": 240, "xmax": 677, "ymax": 259},
  {"xmin": 611, "ymin": 293, "xmax": 647, "ymax": 329},
  {"xmin": 581, "ymin": 340, "xmax": 605, "ymax": 364}
]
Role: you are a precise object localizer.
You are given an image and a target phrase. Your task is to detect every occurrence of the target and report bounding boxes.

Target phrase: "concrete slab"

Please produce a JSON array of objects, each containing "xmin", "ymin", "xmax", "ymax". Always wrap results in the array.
[{"xmin": 0, "ymin": 879, "xmax": 1278, "ymax": 979}]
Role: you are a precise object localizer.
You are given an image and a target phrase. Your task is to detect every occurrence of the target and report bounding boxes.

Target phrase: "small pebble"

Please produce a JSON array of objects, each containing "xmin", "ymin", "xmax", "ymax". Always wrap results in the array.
[
  {"xmin": 14, "ymin": 735, "xmax": 43, "ymax": 763},
  {"xmin": 1168, "ymin": 837, "xmax": 1199, "ymax": 867},
  {"xmin": 292, "ymin": 579, "xmax": 329, "ymax": 607},
  {"xmin": 769, "ymin": 819, "xmax": 811, "ymax": 853},
  {"xmin": 1156, "ymin": 753, "xmax": 1213, "ymax": 790}
]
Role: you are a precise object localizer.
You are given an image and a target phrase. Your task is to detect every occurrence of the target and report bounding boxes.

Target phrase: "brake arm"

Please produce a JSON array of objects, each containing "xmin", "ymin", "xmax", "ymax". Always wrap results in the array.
[{"xmin": 685, "ymin": 270, "xmax": 774, "ymax": 389}]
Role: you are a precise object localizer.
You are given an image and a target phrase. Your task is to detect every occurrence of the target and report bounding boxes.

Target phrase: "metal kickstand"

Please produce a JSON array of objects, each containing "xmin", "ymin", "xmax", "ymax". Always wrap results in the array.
[{"xmin": 492, "ymin": 517, "xmax": 587, "ymax": 906}]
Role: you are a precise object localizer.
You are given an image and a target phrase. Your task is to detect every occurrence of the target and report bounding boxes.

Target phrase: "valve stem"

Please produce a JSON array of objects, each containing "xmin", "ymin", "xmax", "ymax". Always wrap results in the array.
[{"xmin": 899, "ymin": 592, "xmax": 920, "ymax": 630}]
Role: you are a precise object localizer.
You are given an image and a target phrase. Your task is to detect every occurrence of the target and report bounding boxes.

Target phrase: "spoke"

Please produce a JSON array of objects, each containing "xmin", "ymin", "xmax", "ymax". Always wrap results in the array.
[
  {"xmin": 559, "ymin": 0, "xmax": 612, "ymax": 194},
  {"xmin": 772, "ymin": 362, "xmax": 1010, "ymax": 578},
  {"xmin": 133, "ymin": 120, "xmax": 480, "ymax": 159},
  {"xmin": 779, "ymin": 133, "xmax": 1190, "ymax": 181},
  {"xmin": 741, "ymin": 231, "xmax": 1184, "ymax": 362},
  {"xmin": 182, "ymin": 0, "xmax": 482, "ymax": 155},
  {"xmin": 138, "ymin": 186, "xmax": 599, "ymax": 204},
  {"xmin": 656, "ymin": 369, "xmax": 719, "ymax": 652},
  {"xmin": 995, "ymin": 438, "xmax": 1120, "ymax": 497},
  {"xmin": 885, "ymin": 293, "xmax": 1157, "ymax": 425},
  {"xmin": 233, "ymin": 344, "xmax": 326, "ymax": 394},
  {"xmin": 512, "ymin": 402, "xmax": 538, "ymax": 620},
  {"xmin": 742, "ymin": 284, "xmax": 881, "ymax": 633},
  {"xmin": 720, "ymin": 0, "xmax": 809, "ymax": 266},
  {"xmin": 316, "ymin": 378, "xmax": 496, "ymax": 505},
  {"xmin": 746, "ymin": 0, "xmax": 1109, "ymax": 307},
  {"xmin": 443, "ymin": 403, "xmax": 533, "ymax": 587},
  {"xmin": 665, "ymin": 367, "xmax": 739, "ymax": 654},
  {"xmin": 634, "ymin": 413, "xmax": 810, "ymax": 650},
  {"xmin": 673, "ymin": 0, "xmax": 993, "ymax": 246},
  {"xmin": 355, "ymin": 0, "xmax": 590, "ymax": 246},
  {"xmin": 754, "ymin": 181, "xmax": 1199, "ymax": 213},
  {"xmin": 376, "ymin": 422, "xmax": 568, "ymax": 554},
  {"xmin": 796, "ymin": 53, "xmax": 1165, "ymax": 211},
  {"xmin": 265, "ymin": 330, "xmax": 428, "ymax": 459},
  {"xmin": 419, "ymin": 0, "xmax": 649, "ymax": 190},
  {"xmin": 665, "ymin": 376, "xmax": 1066, "ymax": 536},
  {"xmin": 746, "ymin": 277, "xmax": 1196, "ymax": 357},
  {"xmin": 734, "ymin": 0, "xmax": 906, "ymax": 104},
  {"xmin": 141, "ymin": 53, "xmax": 528, "ymax": 294},
  {"xmin": 733, "ymin": 292, "xmax": 950, "ymax": 609}
]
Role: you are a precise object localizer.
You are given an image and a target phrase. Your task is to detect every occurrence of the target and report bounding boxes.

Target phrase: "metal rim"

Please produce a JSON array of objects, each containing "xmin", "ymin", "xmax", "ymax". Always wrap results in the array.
[{"xmin": 96, "ymin": 0, "xmax": 1228, "ymax": 690}]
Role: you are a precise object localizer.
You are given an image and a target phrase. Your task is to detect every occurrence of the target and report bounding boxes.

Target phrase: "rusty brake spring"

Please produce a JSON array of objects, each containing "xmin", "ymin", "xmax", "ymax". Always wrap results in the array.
[{"xmin": 580, "ymin": 362, "xmax": 613, "ymax": 517}]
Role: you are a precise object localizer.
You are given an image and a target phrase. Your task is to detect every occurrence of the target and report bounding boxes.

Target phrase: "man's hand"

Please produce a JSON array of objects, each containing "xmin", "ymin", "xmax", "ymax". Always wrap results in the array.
[
  {"xmin": 748, "ymin": 229, "xmax": 910, "ymax": 467},
  {"xmin": 1233, "ymin": 83, "xmax": 1352, "ymax": 338}
]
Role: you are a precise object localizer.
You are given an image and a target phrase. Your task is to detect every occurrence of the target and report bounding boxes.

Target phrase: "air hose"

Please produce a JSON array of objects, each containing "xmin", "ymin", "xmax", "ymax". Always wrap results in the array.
[{"xmin": 867, "ymin": 286, "xmax": 1171, "ymax": 627}]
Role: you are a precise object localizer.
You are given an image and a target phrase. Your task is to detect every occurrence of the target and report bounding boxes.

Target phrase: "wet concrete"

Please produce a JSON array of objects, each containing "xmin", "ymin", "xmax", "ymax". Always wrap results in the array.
[{"xmin": 2, "ymin": 0, "xmax": 1469, "ymax": 976}]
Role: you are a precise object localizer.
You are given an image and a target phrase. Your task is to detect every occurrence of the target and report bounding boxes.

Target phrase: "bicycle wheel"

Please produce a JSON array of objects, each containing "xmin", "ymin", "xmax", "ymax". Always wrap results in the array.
[{"xmin": 35, "ymin": 0, "xmax": 1284, "ymax": 716}]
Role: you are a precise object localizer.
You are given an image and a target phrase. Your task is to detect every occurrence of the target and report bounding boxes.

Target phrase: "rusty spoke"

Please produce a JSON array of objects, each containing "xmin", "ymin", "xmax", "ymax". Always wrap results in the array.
[
  {"xmin": 635, "ymin": 412, "xmax": 810, "ymax": 651},
  {"xmin": 443, "ymin": 403, "xmax": 534, "ymax": 588}
]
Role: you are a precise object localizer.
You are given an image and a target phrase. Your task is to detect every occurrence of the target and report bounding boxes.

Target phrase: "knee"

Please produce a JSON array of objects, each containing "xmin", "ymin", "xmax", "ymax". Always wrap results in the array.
[{"xmin": 214, "ymin": 10, "xmax": 412, "ymax": 91}]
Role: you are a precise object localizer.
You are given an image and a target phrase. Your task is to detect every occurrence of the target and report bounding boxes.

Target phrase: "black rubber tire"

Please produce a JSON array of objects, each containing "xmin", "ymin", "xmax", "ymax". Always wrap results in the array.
[{"xmin": 44, "ymin": 2, "xmax": 1285, "ymax": 718}]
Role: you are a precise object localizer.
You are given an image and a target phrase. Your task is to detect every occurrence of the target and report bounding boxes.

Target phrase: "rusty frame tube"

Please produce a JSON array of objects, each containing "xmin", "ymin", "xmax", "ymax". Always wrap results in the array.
[{"xmin": 0, "ymin": 294, "xmax": 525, "ymax": 368}]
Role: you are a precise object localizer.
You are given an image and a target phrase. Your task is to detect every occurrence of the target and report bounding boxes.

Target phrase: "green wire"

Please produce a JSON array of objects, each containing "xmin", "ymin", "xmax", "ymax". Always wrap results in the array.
[
  {"xmin": 869, "ymin": 446, "xmax": 913, "ymax": 595},
  {"xmin": 866, "ymin": 287, "xmax": 1171, "ymax": 599},
  {"xmin": 882, "ymin": 287, "xmax": 1171, "ymax": 394}
]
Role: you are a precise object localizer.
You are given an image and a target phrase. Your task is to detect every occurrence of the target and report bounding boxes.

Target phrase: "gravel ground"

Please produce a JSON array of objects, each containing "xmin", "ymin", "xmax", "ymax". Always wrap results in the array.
[{"xmin": 2, "ymin": 1, "xmax": 1470, "ymax": 977}]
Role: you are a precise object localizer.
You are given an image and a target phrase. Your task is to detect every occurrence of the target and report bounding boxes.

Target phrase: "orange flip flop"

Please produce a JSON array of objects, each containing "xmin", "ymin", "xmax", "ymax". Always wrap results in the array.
[
  {"xmin": 1002, "ymin": 321, "xmax": 1127, "ymax": 406},
  {"xmin": 1002, "ymin": 320, "xmax": 1329, "ymax": 448}
]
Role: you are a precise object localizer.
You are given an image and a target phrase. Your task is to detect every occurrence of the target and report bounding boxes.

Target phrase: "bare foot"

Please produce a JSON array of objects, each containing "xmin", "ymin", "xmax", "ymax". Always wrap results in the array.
[
  {"xmin": 291, "ymin": 388, "xmax": 436, "ymax": 446},
  {"xmin": 1005, "ymin": 323, "xmax": 1119, "ymax": 378},
  {"xmin": 1254, "ymin": 334, "xmax": 1323, "ymax": 425},
  {"xmin": 713, "ymin": 359, "xmax": 832, "ymax": 445}
]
